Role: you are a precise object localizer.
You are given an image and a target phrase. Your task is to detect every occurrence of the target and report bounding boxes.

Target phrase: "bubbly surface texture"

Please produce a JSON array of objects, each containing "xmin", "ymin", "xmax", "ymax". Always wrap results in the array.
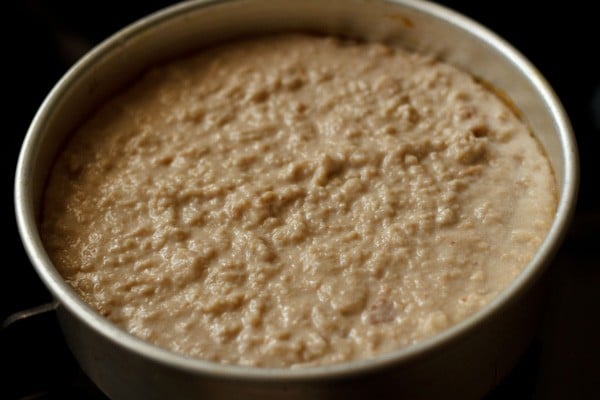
[{"xmin": 42, "ymin": 34, "xmax": 556, "ymax": 367}]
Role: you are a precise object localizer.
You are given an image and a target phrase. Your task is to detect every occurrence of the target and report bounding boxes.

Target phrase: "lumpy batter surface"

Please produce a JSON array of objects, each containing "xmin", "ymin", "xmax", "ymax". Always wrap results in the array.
[{"xmin": 42, "ymin": 34, "xmax": 556, "ymax": 367}]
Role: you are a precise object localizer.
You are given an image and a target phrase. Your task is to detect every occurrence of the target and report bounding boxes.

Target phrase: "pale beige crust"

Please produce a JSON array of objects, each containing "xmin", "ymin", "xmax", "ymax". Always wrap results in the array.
[{"xmin": 42, "ymin": 34, "xmax": 556, "ymax": 367}]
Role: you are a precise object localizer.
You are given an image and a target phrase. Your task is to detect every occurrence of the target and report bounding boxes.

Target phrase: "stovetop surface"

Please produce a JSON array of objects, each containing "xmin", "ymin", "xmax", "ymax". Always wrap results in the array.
[{"xmin": 3, "ymin": 1, "xmax": 599, "ymax": 399}]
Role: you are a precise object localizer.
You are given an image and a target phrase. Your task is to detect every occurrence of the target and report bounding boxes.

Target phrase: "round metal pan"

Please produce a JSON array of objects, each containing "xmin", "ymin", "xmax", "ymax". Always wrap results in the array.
[{"xmin": 15, "ymin": 1, "xmax": 578, "ymax": 399}]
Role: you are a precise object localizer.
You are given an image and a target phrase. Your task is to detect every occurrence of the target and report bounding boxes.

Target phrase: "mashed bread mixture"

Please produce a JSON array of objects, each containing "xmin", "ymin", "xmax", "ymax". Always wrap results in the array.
[{"xmin": 42, "ymin": 34, "xmax": 556, "ymax": 367}]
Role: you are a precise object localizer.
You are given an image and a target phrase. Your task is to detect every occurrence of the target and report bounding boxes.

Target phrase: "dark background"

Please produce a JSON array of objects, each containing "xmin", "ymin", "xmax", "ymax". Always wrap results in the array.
[{"xmin": 3, "ymin": 1, "xmax": 599, "ymax": 399}]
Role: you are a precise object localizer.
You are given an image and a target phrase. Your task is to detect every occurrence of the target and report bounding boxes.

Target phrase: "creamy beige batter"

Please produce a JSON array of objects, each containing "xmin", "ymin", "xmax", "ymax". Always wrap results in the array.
[{"xmin": 41, "ymin": 34, "xmax": 556, "ymax": 367}]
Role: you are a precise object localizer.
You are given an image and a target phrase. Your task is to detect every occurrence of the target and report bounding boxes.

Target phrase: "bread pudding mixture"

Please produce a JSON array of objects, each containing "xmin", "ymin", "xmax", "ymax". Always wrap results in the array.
[{"xmin": 42, "ymin": 34, "xmax": 556, "ymax": 367}]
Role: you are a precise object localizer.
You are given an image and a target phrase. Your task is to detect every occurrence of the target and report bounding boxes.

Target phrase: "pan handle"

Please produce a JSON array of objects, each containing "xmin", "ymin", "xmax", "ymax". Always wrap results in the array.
[{"xmin": 2, "ymin": 301, "xmax": 59, "ymax": 330}]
